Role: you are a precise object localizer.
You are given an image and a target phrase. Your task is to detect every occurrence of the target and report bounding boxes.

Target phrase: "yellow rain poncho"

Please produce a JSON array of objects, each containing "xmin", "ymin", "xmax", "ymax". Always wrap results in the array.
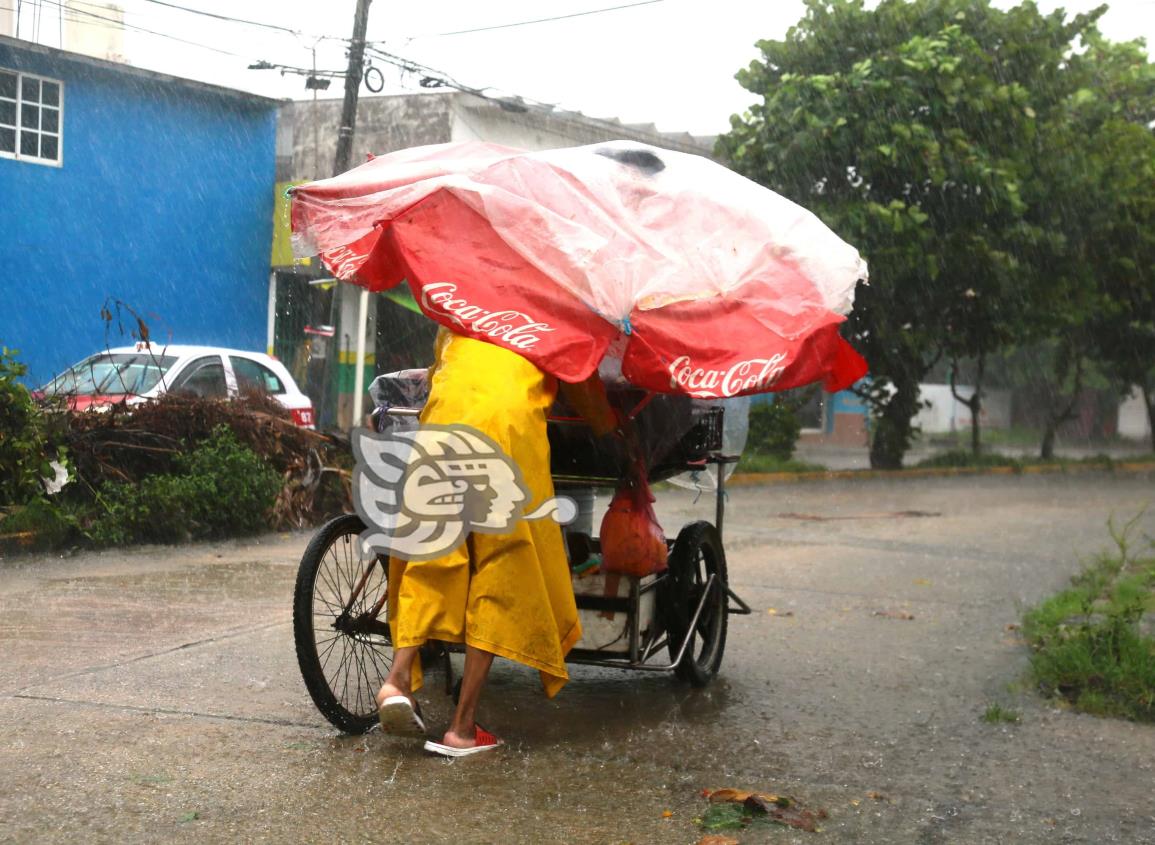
[{"xmin": 387, "ymin": 329, "xmax": 582, "ymax": 698}]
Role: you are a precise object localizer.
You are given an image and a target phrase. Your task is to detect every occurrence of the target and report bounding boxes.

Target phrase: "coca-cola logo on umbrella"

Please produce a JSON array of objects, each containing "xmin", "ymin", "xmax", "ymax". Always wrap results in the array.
[
  {"xmin": 420, "ymin": 282, "xmax": 555, "ymax": 351},
  {"xmin": 668, "ymin": 353, "xmax": 789, "ymax": 398}
]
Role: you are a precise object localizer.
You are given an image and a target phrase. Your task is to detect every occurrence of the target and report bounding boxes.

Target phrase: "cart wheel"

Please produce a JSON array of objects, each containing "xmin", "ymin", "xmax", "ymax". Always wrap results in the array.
[
  {"xmin": 663, "ymin": 521, "xmax": 729, "ymax": 687},
  {"xmin": 293, "ymin": 513, "xmax": 393, "ymax": 734}
]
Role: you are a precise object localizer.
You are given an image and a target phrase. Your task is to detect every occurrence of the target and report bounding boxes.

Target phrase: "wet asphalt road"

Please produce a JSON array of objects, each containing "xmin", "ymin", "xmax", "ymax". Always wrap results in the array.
[{"xmin": 1, "ymin": 472, "xmax": 1154, "ymax": 844}]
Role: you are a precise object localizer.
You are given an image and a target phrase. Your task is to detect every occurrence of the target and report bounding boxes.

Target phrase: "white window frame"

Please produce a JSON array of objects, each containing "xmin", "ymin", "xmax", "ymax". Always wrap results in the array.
[{"xmin": 0, "ymin": 68, "xmax": 64, "ymax": 168}]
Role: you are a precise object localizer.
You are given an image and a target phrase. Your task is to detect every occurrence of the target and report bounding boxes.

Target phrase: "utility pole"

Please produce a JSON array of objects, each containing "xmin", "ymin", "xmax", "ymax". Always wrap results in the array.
[
  {"xmin": 333, "ymin": 0, "xmax": 372, "ymax": 177},
  {"xmin": 334, "ymin": 0, "xmax": 373, "ymax": 430}
]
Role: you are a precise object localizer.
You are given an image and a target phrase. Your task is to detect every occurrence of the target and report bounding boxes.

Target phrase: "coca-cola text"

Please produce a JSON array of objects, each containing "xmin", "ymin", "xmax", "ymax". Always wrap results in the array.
[
  {"xmin": 668, "ymin": 353, "xmax": 788, "ymax": 397},
  {"xmin": 420, "ymin": 282, "xmax": 554, "ymax": 350}
]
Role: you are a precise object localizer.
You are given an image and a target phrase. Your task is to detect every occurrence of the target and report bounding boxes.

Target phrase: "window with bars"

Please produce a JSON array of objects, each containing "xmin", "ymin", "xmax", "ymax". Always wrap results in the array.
[{"xmin": 0, "ymin": 69, "xmax": 63, "ymax": 165}]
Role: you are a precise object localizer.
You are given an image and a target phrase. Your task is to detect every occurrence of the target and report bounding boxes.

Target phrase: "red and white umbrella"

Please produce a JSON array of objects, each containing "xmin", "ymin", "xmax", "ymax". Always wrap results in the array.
[{"xmin": 290, "ymin": 140, "xmax": 868, "ymax": 398}]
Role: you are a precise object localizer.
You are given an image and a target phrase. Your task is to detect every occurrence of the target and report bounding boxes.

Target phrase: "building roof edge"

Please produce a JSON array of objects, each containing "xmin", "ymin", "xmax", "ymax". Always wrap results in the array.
[{"xmin": 0, "ymin": 34, "xmax": 284, "ymax": 106}]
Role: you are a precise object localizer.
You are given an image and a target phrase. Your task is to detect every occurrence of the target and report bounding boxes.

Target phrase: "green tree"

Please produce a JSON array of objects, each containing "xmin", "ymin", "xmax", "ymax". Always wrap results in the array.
[
  {"xmin": 1089, "ymin": 124, "xmax": 1155, "ymax": 450},
  {"xmin": 1077, "ymin": 42, "xmax": 1155, "ymax": 450},
  {"xmin": 1024, "ymin": 36, "xmax": 1155, "ymax": 453},
  {"xmin": 720, "ymin": 0, "xmax": 1103, "ymax": 466}
]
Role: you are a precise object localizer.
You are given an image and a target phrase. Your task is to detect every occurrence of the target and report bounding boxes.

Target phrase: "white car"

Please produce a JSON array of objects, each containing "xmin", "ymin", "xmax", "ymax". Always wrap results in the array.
[{"xmin": 39, "ymin": 344, "xmax": 316, "ymax": 428}]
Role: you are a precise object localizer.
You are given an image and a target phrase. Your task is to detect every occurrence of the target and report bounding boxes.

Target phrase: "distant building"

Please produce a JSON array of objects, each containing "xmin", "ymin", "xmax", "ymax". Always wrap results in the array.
[
  {"xmin": 1113, "ymin": 388, "xmax": 1150, "ymax": 442},
  {"xmin": 62, "ymin": 1, "xmax": 127, "ymax": 64},
  {"xmin": 271, "ymin": 90, "xmax": 717, "ymax": 427},
  {"xmin": 0, "ymin": 35, "xmax": 280, "ymax": 385}
]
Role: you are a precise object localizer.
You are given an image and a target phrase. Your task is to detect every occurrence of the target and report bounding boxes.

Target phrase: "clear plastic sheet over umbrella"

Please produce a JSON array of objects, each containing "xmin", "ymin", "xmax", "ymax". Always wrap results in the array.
[{"xmin": 290, "ymin": 140, "xmax": 869, "ymax": 399}]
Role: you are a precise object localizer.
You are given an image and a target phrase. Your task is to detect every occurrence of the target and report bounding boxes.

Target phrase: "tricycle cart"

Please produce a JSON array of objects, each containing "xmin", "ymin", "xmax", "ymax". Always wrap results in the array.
[{"xmin": 292, "ymin": 379, "xmax": 752, "ymax": 734}]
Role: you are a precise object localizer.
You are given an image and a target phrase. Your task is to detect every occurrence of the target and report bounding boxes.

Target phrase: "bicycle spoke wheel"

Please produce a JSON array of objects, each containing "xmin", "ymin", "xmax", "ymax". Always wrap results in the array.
[
  {"xmin": 293, "ymin": 513, "xmax": 393, "ymax": 733},
  {"xmin": 663, "ymin": 521, "xmax": 728, "ymax": 687}
]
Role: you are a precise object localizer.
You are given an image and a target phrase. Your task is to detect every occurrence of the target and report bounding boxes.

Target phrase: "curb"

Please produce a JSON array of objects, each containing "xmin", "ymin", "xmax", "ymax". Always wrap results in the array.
[{"xmin": 728, "ymin": 460, "xmax": 1155, "ymax": 487}]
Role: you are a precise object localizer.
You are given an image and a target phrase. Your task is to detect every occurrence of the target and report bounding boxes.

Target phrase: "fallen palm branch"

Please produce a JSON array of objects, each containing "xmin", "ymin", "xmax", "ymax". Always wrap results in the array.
[{"xmin": 59, "ymin": 392, "xmax": 352, "ymax": 530}]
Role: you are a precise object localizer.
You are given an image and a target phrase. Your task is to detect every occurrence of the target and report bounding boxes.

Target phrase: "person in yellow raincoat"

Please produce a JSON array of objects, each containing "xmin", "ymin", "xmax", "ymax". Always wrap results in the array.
[{"xmin": 375, "ymin": 327, "xmax": 616, "ymax": 756}]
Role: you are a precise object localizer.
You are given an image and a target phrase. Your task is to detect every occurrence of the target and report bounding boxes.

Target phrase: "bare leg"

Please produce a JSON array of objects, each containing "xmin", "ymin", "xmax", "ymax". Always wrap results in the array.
[
  {"xmin": 441, "ymin": 644, "xmax": 495, "ymax": 748},
  {"xmin": 376, "ymin": 645, "xmax": 419, "ymax": 708}
]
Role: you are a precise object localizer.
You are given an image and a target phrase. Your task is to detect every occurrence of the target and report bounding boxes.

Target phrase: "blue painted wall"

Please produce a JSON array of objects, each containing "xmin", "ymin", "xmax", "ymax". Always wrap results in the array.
[
  {"xmin": 749, "ymin": 380, "xmax": 869, "ymax": 435},
  {"xmin": 0, "ymin": 42, "xmax": 277, "ymax": 385}
]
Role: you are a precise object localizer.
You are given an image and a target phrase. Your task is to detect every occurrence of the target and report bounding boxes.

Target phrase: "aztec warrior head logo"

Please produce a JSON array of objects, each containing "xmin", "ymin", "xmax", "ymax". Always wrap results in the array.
[{"xmin": 353, "ymin": 425, "xmax": 576, "ymax": 561}]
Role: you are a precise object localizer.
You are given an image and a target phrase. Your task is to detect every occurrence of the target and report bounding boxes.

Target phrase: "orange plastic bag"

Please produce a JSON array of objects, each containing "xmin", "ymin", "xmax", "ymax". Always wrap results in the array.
[{"xmin": 599, "ymin": 466, "xmax": 668, "ymax": 577}]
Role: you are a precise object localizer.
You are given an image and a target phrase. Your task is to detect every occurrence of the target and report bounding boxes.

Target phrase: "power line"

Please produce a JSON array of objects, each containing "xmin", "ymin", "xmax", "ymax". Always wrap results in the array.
[
  {"xmin": 403, "ymin": 0, "xmax": 665, "ymax": 39},
  {"xmin": 130, "ymin": 0, "xmax": 316, "ymax": 40},
  {"xmin": 364, "ymin": 44, "xmax": 698, "ymax": 143},
  {"xmin": 11, "ymin": 0, "xmax": 342, "ymax": 61},
  {"xmin": 8, "ymin": 0, "xmax": 359, "ymax": 81},
  {"xmin": 8, "ymin": 1, "xmax": 704, "ymax": 141},
  {"xmin": 7, "ymin": 0, "xmax": 377, "ymax": 103},
  {"xmin": 8, "ymin": 0, "xmax": 259, "ymax": 59},
  {"xmin": 366, "ymin": 45, "xmax": 484, "ymax": 97}
]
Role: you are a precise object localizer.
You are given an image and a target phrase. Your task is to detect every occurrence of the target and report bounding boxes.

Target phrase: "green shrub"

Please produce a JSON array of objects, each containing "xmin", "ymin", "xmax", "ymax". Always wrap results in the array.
[
  {"xmin": 1023, "ymin": 530, "xmax": 1155, "ymax": 722},
  {"xmin": 0, "ymin": 347, "xmax": 65, "ymax": 507},
  {"xmin": 0, "ymin": 497, "xmax": 82, "ymax": 550},
  {"xmin": 917, "ymin": 450, "xmax": 1129, "ymax": 471},
  {"xmin": 916, "ymin": 449, "xmax": 1021, "ymax": 469},
  {"xmin": 746, "ymin": 399, "xmax": 802, "ymax": 461},
  {"xmin": 736, "ymin": 452, "xmax": 826, "ymax": 474},
  {"xmin": 981, "ymin": 703, "xmax": 1020, "ymax": 724},
  {"xmin": 89, "ymin": 425, "xmax": 281, "ymax": 546}
]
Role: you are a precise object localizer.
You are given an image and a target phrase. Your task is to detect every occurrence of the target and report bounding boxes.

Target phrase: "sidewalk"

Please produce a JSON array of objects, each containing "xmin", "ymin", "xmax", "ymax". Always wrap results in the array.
[{"xmin": 794, "ymin": 438, "xmax": 1154, "ymax": 471}]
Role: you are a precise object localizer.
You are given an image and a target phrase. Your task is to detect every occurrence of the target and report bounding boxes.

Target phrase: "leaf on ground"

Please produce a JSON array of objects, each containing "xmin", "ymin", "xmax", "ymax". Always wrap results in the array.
[
  {"xmin": 661, "ymin": 810, "xmax": 673, "ymax": 818},
  {"xmin": 769, "ymin": 803, "xmax": 827, "ymax": 833},
  {"xmin": 874, "ymin": 610, "xmax": 915, "ymax": 620},
  {"xmin": 867, "ymin": 791, "xmax": 889, "ymax": 801},
  {"xmin": 701, "ymin": 788, "xmax": 826, "ymax": 833},
  {"xmin": 178, "ymin": 811, "xmax": 199, "ymax": 823},
  {"xmin": 706, "ymin": 788, "xmax": 781, "ymax": 805},
  {"xmin": 700, "ymin": 803, "xmax": 748, "ymax": 831},
  {"xmin": 696, "ymin": 836, "xmax": 740, "ymax": 845},
  {"xmin": 743, "ymin": 795, "xmax": 771, "ymax": 814}
]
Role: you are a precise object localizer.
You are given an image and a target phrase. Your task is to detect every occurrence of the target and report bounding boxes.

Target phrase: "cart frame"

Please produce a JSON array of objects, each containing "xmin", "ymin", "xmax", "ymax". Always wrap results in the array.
[{"xmin": 292, "ymin": 401, "xmax": 752, "ymax": 734}]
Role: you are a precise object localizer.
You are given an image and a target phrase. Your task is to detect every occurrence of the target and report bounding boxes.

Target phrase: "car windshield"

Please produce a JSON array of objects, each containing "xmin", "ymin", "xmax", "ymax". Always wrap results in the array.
[{"xmin": 43, "ymin": 353, "xmax": 180, "ymax": 397}]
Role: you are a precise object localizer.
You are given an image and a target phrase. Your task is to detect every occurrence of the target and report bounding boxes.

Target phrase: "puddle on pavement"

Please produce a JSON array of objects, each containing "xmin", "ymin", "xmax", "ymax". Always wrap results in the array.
[{"xmin": 301, "ymin": 660, "xmax": 754, "ymax": 788}]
